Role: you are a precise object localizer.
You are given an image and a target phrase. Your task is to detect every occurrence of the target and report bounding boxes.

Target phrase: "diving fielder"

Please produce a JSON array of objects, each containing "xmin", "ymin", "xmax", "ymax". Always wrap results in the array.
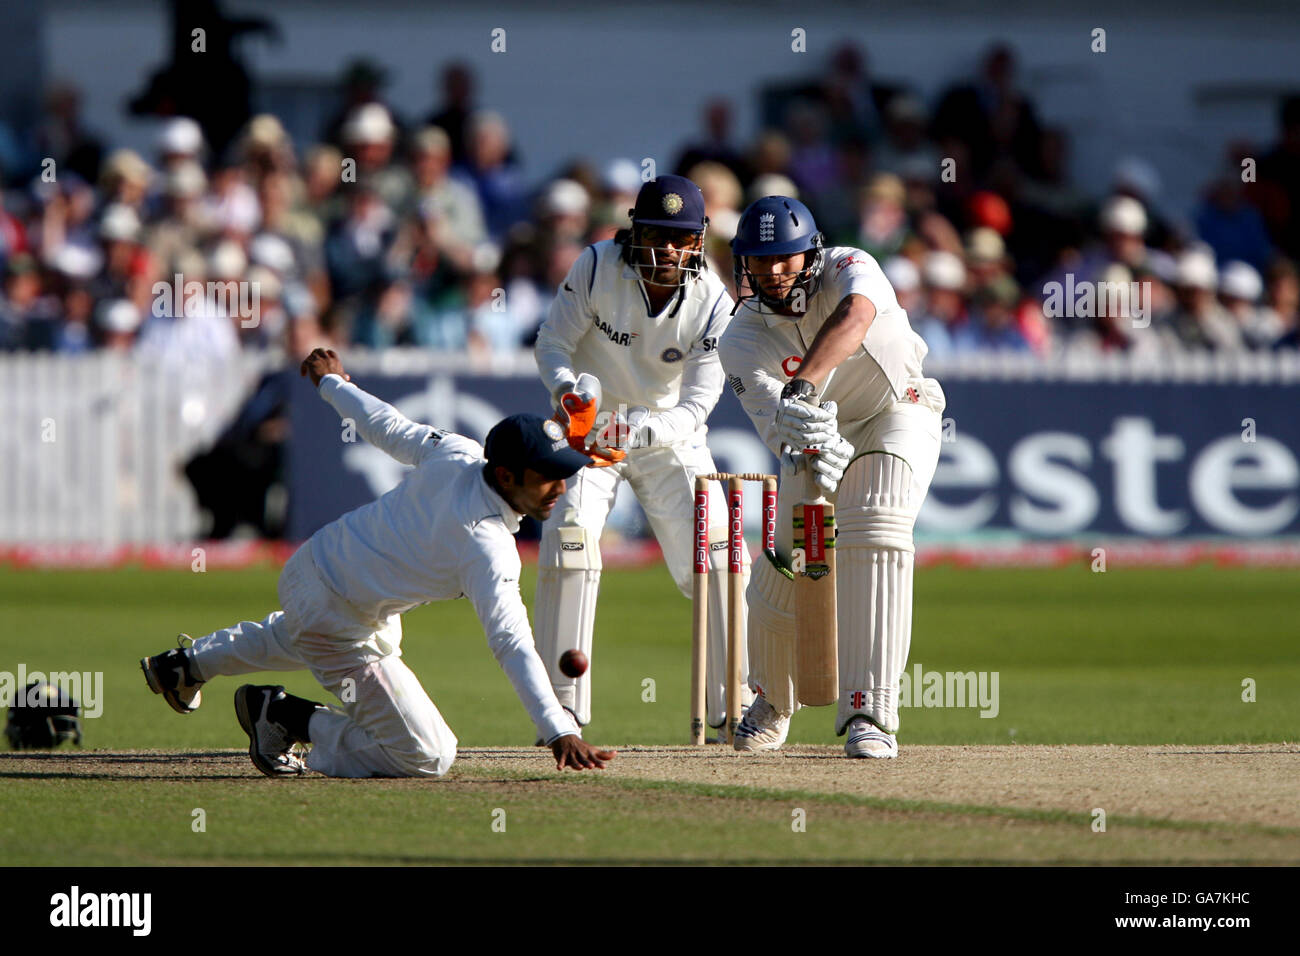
[
  {"xmin": 534, "ymin": 175, "xmax": 749, "ymax": 733},
  {"xmin": 140, "ymin": 348, "xmax": 615, "ymax": 777},
  {"xmin": 721, "ymin": 197, "xmax": 944, "ymax": 758}
]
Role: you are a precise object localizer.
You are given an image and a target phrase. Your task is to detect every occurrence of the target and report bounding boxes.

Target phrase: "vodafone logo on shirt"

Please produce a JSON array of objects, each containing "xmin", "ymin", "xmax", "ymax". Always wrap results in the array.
[{"xmin": 781, "ymin": 355, "xmax": 803, "ymax": 377}]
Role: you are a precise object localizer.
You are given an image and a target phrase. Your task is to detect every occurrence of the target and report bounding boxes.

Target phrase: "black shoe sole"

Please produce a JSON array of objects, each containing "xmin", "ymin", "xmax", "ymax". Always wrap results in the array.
[{"xmin": 233, "ymin": 686, "xmax": 303, "ymax": 778}]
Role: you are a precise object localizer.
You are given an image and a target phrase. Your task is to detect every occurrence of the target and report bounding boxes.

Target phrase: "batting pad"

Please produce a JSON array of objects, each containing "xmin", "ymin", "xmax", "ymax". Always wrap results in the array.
[
  {"xmin": 745, "ymin": 554, "xmax": 798, "ymax": 715},
  {"xmin": 835, "ymin": 452, "xmax": 917, "ymax": 735},
  {"xmin": 536, "ymin": 526, "xmax": 602, "ymax": 724}
]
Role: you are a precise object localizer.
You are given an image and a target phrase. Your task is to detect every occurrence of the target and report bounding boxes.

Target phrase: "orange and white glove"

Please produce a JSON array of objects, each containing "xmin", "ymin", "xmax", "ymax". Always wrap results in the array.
[{"xmin": 552, "ymin": 374, "xmax": 623, "ymax": 466}]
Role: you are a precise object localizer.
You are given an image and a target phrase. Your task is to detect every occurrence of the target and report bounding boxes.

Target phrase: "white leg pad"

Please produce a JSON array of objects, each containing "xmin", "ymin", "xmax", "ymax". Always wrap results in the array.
[
  {"xmin": 705, "ymin": 526, "xmax": 752, "ymax": 727},
  {"xmin": 745, "ymin": 554, "xmax": 798, "ymax": 715},
  {"xmin": 535, "ymin": 525, "xmax": 602, "ymax": 725},
  {"xmin": 835, "ymin": 452, "xmax": 917, "ymax": 735}
]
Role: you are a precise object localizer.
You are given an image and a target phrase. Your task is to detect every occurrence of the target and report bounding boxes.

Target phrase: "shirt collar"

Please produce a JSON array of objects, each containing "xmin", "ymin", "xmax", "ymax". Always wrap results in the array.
[{"xmin": 477, "ymin": 467, "xmax": 522, "ymax": 534}]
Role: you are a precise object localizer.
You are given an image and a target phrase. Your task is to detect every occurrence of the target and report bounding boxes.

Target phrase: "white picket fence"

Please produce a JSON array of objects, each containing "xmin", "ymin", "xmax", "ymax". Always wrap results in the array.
[{"xmin": 0, "ymin": 351, "xmax": 274, "ymax": 544}]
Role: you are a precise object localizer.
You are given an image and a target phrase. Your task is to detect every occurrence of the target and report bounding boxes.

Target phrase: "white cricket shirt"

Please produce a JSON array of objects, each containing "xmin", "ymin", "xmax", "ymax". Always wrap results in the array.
[
  {"xmin": 534, "ymin": 239, "xmax": 734, "ymax": 443},
  {"xmin": 719, "ymin": 245, "xmax": 929, "ymax": 456},
  {"xmin": 308, "ymin": 374, "xmax": 575, "ymax": 744}
]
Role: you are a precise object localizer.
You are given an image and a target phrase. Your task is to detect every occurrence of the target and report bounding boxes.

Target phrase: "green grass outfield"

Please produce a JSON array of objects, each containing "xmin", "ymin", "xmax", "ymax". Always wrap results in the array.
[{"xmin": 0, "ymin": 564, "xmax": 1296, "ymax": 865}]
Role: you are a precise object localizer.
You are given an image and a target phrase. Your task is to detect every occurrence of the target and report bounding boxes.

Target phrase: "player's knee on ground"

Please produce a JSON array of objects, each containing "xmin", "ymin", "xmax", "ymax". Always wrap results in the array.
[{"xmin": 382, "ymin": 739, "xmax": 456, "ymax": 778}]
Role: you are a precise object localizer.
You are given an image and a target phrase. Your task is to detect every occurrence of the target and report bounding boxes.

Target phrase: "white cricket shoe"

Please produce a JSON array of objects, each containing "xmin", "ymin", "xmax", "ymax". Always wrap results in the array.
[
  {"xmin": 732, "ymin": 695, "xmax": 790, "ymax": 752},
  {"xmin": 844, "ymin": 716, "xmax": 898, "ymax": 758}
]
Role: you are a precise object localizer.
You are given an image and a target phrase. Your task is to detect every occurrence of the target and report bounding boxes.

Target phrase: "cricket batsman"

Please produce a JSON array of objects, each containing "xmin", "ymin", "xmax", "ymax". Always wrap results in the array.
[
  {"xmin": 720, "ymin": 196, "xmax": 945, "ymax": 758},
  {"xmin": 140, "ymin": 348, "xmax": 615, "ymax": 777},
  {"xmin": 533, "ymin": 175, "xmax": 749, "ymax": 734}
]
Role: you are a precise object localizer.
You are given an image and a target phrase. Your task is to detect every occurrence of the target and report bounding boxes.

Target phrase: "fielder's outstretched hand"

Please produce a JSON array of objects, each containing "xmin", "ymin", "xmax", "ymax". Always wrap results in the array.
[
  {"xmin": 551, "ymin": 735, "xmax": 616, "ymax": 771},
  {"xmin": 300, "ymin": 348, "xmax": 350, "ymax": 387}
]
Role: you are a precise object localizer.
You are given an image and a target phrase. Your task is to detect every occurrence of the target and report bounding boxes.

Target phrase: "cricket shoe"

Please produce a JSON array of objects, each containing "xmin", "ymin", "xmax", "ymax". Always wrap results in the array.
[
  {"xmin": 844, "ymin": 716, "xmax": 897, "ymax": 759},
  {"xmin": 234, "ymin": 685, "xmax": 307, "ymax": 777},
  {"xmin": 732, "ymin": 695, "xmax": 790, "ymax": 752},
  {"xmin": 140, "ymin": 635, "xmax": 205, "ymax": 714}
]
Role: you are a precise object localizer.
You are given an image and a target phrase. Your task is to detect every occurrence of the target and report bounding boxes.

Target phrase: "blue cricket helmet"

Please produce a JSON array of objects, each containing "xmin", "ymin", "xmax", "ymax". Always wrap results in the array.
[{"xmin": 731, "ymin": 196, "xmax": 825, "ymax": 315}]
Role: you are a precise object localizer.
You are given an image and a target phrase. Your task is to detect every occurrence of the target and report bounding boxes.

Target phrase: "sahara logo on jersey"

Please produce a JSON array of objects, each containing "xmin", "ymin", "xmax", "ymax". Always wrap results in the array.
[{"xmin": 592, "ymin": 315, "xmax": 639, "ymax": 347}]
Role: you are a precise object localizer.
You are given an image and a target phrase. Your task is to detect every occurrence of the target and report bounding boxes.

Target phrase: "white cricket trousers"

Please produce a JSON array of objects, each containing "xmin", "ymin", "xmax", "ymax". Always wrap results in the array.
[{"xmin": 188, "ymin": 542, "xmax": 458, "ymax": 778}]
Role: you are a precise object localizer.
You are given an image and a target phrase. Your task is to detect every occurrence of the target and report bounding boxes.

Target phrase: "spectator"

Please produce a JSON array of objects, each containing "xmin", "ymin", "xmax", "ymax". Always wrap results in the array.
[
  {"xmin": 425, "ymin": 62, "xmax": 477, "ymax": 166},
  {"xmin": 342, "ymin": 103, "xmax": 413, "ymax": 212},
  {"xmin": 914, "ymin": 250, "xmax": 967, "ymax": 359},
  {"xmin": 1262, "ymin": 259, "xmax": 1300, "ymax": 349},
  {"xmin": 96, "ymin": 298, "xmax": 144, "ymax": 351},
  {"xmin": 932, "ymin": 42, "xmax": 1042, "ymax": 180},
  {"xmin": 1257, "ymin": 96, "xmax": 1300, "ymax": 260},
  {"xmin": 146, "ymin": 160, "xmax": 209, "ymax": 276},
  {"xmin": 674, "ymin": 99, "xmax": 750, "ymax": 187},
  {"xmin": 1218, "ymin": 260, "xmax": 1274, "ymax": 349},
  {"xmin": 954, "ymin": 275, "xmax": 1032, "ymax": 353},
  {"xmin": 883, "ymin": 255, "xmax": 922, "ymax": 316},
  {"xmin": 408, "ymin": 126, "xmax": 487, "ymax": 254},
  {"xmin": 455, "ymin": 111, "xmax": 529, "ymax": 241},
  {"xmin": 322, "ymin": 58, "xmax": 400, "ymax": 150},
  {"xmin": 1169, "ymin": 249, "xmax": 1242, "ymax": 350},
  {"xmin": 875, "ymin": 94, "xmax": 939, "ymax": 178},
  {"xmin": 325, "ymin": 180, "xmax": 396, "ymax": 304},
  {"xmin": 37, "ymin": 82, "xmax": 105, "ymax": 185},
  {"xmin": 156, "ymin": 117, "xmax": 205, "ymax": 173},
  {"xmin": 0, "ymin": 255, "xmax": 56, "ymax": 349},
  {"xmin": 854, "ymin": 173, "xmax": 910, "ymax": 261},
  {"xmin": 1195, "ymin": 166, "xmax": 1275, "ymax": 273}
]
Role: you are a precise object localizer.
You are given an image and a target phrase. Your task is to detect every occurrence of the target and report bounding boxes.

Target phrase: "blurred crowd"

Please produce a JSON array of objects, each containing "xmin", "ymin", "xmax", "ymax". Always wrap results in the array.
[{"xmin": 2, "ymin": 43, "xmax": 1299, "ymax": 364}]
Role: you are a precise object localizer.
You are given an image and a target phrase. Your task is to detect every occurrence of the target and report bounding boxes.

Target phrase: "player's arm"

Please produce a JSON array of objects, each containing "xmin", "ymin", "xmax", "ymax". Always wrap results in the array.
[
  {"xmin": 535, "ymin": 245, "xmax": 599, "ymax": 402},
  {"xmin": 301, "ymin": 347, "xmax": 443, "ymax": 467},
  {"xmin": 718, "ymin": 328, "xmax": 791, "ymax": 458},
  {"xmin": 640, "ymin": 298, "xmax": 733, "ymax": 446},
  {"xmin": 786, "ymin": 293, "xmax": 877, "ymax": 395},
  {"xmin": 461, "ymin": 535, "xmax": 615, "ymax": 770}
]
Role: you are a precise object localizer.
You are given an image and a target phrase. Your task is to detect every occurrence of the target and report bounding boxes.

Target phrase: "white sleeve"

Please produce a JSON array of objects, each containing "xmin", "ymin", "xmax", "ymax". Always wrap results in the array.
[
  {"xmin": 534, "ymin": 245, "xmax": 599, "ymax": 400},
  {"xmin": 462, "ymin": 530, "xmax": 576, "ymax": 744},
  {"xmin": 719, "ymin": 323, "xmax": 788, "ymax": 458},
  {"xmin": 317, "ymin": 374, "xmax": 444, "ymax": 466},
  {"xmin": 652, "ymin": 287, "xmax": 733, "ymax": 443}
]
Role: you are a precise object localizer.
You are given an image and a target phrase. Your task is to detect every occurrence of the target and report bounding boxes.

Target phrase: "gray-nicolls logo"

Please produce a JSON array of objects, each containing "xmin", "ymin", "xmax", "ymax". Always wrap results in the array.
[
  {"xmin": 759, "ymin": 213, "xmax": 775, "ymax": 242},
  {"xmin": 49, "ymin": 886, "xmax": 151, "ymax": 936}
]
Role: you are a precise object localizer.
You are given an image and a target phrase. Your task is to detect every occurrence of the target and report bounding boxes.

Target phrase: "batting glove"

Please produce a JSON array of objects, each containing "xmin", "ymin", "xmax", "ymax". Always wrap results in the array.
[
  {"xmin": 774, "ymin": 398, "xmax": 839, "ymax": 450},
  {"xmin": 807, "ymin": 433, "xmax": 854, "ymax": 494}
]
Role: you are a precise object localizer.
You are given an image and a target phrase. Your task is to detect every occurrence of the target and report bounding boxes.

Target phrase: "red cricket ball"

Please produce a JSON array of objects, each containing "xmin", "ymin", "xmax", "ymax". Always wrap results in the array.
[{"xmin": 559, "ymin": 649, "xmax": 589, "ymax": 678}]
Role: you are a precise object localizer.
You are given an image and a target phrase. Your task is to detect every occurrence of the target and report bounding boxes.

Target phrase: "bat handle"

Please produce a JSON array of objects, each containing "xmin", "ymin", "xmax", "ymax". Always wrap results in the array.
[{"xmin": 801, "ymin": 448, "xmax": 825, "ymax": 505}]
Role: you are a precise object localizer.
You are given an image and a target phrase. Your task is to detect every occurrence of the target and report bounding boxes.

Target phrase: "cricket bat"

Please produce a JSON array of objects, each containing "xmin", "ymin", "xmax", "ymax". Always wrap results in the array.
[{"xmin": 793, "ymin": 451, "xmax": 838, "ymax": 706}]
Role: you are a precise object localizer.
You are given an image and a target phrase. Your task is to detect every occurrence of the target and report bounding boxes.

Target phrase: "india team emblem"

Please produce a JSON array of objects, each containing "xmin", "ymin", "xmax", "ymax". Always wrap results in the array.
[
  {"xmin": 543, "ymin": 420, "xmax": 565, "ymax": 441},
  {"xmin": 759, "ymin": 212, "xmax": 775, "ymax": 241},
  {"xmin": 661, "ymin": 347, "xmax": 684, "ymax": 363},
  {"xmin": 662, "ymin": 193, "xmax": 684, "ymax": 215}
]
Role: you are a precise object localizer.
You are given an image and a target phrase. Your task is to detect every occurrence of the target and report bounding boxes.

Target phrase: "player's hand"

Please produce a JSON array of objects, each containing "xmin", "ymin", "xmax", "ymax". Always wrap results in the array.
[
  {"xmin": 597, "ymin": 406, "xmax": 656, "ymax": 451},
  {"xmin": 807, "ymin": 434, "xmax": 854, "ymax": 494},
  {"xmin": 300, "ymin": 348, "xmax": 349, "ymax": 387},
  {"xmin": 775, "ymin": 397, "xmax": 838, "ymax": 450},
  {"xmin": 551, "ymin": 734, "xmax": 616, "ymax": 771}
]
